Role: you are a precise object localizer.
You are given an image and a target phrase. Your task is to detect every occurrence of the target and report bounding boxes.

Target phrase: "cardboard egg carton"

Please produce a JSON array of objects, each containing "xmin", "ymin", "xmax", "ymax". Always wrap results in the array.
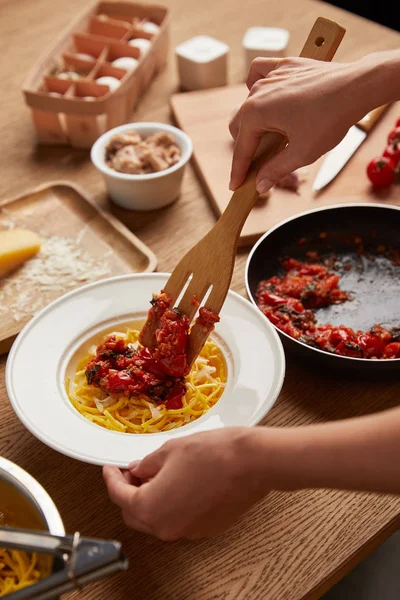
[{"xmin": 23, "ymin": 1, "xmax": 169, "ymax": 148}]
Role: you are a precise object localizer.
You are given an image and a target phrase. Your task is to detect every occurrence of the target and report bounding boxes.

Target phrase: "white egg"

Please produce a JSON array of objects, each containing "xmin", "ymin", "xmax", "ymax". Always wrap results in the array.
[
  {"xmin": 128, "ymin": 38, "xmax": 152, "ymax": 54},
  {"xmin": 141, "ymin": 21, "xmax": 159, "ymax": 35},
  {"xmin": 57, "ymin": 71, "xmax": 80, "ymax": 80},
  {"xmin": 83, "ymin": 96, "xmax": 96, "ymax": 101},
  {"xmin": 74, "ymin": 52, "xmax": 95, "ymax": 62},
  {"xmin": 111, "ymin": 57, "xmax": 139, "ymax": 72},
  {"xmin": 48, "ymin": 92, "xmax": 62, "ymax": 97},
  {"xmin": 95, "ymin": 76, "xmax": 121, "ymax": 91}
]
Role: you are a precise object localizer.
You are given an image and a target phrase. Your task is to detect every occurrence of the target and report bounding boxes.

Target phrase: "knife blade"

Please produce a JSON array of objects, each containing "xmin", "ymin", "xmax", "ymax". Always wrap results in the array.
[{"xmin": 312, "ymin": 105, "xmax": 389, "ymax": 192}]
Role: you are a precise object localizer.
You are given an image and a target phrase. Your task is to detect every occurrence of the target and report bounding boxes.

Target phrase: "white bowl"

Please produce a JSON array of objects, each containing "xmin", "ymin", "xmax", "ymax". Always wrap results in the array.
[
  {"xmin": 91, "ymin": 123, "xmax": 193, "ymax": 211},
  {"xmin": 6, "ymin": 273, "xmax": 285, "ymax": 467}
]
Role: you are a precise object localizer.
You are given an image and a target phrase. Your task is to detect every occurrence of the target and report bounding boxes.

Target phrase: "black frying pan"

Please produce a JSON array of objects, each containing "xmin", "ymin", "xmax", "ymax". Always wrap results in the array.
[{"xmin": 245, "ymin": 204, "xmax": 400, "ymax": 374}]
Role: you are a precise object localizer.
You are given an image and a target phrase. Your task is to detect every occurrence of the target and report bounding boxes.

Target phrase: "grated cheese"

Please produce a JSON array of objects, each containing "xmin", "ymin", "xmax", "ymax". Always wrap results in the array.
[{"xmin": 0, "ymin": 234, "xmax": 111, "ymax": 323}]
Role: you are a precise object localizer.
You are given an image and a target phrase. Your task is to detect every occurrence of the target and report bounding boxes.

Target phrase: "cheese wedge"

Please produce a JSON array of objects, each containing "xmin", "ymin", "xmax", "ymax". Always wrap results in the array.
[{"xmin": 0, "ymin": 229, "xmax": 41, "ymax": 278}]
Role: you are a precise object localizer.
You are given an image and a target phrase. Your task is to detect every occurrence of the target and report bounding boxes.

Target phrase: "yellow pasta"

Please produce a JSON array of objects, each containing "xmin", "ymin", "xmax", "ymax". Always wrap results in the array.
[
  {"xmin": 0, "ymin": 550, "xmax": 41, "ymax": 597},
  {"xmin": 67, "ymin": 328, "xmax": 227, "ymax": 434},
  {"xmin": 0, "ymin": 480, "xmax": 52, "ymax": 597}
]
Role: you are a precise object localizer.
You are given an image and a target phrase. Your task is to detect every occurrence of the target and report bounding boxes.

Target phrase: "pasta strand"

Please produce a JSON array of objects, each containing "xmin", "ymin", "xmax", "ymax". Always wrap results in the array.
[{"xmin": 67, "ymin": 329, "xmax": 226, "ymax": 434}]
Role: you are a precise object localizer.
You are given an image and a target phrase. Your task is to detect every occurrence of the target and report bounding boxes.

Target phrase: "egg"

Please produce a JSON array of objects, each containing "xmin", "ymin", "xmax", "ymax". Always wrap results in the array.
[
  {"xmin": 140, "ymin": 21, "xmax": 159, "ymax": 35},
  {"xmin": 83, "ymin": 96, "xmax": 96, "ymax": 101},
  {"xmin": 111, "ymin": 57, "xmax": 139, "ymax": 72},
  {"xmin": 57, "ymin": 71, "xmax": 80, "ymax": 80},
  {"xmin": 48, "ymin": 92, "xmax": 62, "ymax": 97},
  {"xmin": 73, "ymin": 52, "xmax": 95, "ymax": 62},
  {"xmin": 95, "ymin": 76, "xmax": 121, "ymax": 91},
  {"xmin": 128, "ymin": 38, "xmax": 152, "ymax": 55}
]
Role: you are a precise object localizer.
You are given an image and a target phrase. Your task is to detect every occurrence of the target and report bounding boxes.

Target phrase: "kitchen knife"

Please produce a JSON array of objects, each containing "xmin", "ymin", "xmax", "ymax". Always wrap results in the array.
[{"xmin": 312, "ymin": 105, "xmax": 388, "ymax": 192}]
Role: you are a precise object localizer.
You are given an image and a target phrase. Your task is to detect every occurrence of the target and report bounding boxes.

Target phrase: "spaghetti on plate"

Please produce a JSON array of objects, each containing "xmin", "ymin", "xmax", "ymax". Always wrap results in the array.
[{"xmin": 67, "ymin": 327, "xmax": 226, "ymax": 434}]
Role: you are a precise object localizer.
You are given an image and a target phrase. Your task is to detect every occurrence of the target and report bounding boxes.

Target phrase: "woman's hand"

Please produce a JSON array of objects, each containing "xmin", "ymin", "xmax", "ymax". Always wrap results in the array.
[
  {"xmin": 104, "ymin": 404, "xmax": 400, "ymax": 540},
  {"xmin": 229, "ymin": 53, "xmax": 395, "ymax": 194},
  {"xmin": 103, "ymin": 428, "xmax": 270, "ymax": 540}
]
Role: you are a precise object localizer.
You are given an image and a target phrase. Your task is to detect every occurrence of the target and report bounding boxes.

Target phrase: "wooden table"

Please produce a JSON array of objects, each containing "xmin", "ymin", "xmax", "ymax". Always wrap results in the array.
[{"xmin": 1, "ymin": 0, "xmax": 400, "ymax": 598}]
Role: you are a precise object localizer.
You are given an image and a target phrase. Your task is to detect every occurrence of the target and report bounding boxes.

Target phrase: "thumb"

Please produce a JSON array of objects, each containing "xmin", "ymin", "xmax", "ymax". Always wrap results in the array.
[
  {"xmin": 129, "ymin": 449, "xmax": 165, "ymax": 480},
  {"xmin": 256, "ymin": 145, "xmax": 301, "ymax": 194}
]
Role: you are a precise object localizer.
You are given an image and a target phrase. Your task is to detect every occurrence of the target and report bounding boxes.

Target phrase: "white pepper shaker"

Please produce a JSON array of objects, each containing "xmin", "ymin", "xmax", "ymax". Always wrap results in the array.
[
  {"xmin": 242, "ymin": 27, "xmax": 289, "ymax": 74},
  {"xmin": 175, "ymin": 35, "xmax": 229, "ymax": 91}
]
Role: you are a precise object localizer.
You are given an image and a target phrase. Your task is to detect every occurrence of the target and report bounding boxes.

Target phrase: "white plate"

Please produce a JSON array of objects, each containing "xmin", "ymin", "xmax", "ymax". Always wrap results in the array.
[{"xmin": 6, "ymin": 274, "xmax": 285, "ymax": 467}]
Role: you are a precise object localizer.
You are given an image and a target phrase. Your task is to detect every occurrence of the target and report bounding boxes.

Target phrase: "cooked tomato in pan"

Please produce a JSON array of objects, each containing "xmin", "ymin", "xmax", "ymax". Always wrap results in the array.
[{"xmin": 257, "ymin": 255, "xmax": 400, "ymax": 360}]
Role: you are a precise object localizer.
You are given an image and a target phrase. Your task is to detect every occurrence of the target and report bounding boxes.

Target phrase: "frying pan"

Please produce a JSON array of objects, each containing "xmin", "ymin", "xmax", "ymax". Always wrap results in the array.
[{"xmin": 245, "ymin": 203, "xmax": 400, "ymax": 374}]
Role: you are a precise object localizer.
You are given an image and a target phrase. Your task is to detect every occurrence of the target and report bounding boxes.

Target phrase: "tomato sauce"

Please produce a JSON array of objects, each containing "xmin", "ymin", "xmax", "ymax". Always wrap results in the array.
[
  {"xmin": 85, "ymin": 290, "xmax": 220, "ymax": 407},
  {"xmin": 256, "ymin": 258, "xmax": 400, "ymax": 360},
  {"xmin": 196, "ymin": 306, "xmax": 220, "ymax": 331}
]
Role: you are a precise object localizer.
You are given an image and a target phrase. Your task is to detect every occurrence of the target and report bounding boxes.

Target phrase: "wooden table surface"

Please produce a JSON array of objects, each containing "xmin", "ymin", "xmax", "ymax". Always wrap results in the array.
[{"xmin": 1, "ymin": 0, "xmax": 400, "ymax": 598}]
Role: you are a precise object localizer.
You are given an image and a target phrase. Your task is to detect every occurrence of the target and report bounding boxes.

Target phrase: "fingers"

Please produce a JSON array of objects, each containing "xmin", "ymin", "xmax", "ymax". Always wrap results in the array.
[
  {"xmin": 122, "ymin": 469, "xmax": 141, "ymax": 486},
  {"xmin": 229, "ymin": 122, "xmax": 263, "ymax": 190},
  {"xmin": 246, "ymin": 57, "xmax": 281, "ymax": 90},
  {"xmin": 229, "ymin": 105, "xmax": 243, "ymax": 141},
  {"xmin": 103, "ymin": 465, "xmax": 138, "ymax": 508},
  {"xmin": 230, "ymin": 58, "xmax": 281, "ymax": 144},
  {"xmin": 129, "ymin": 447, "xmax": 166, "ymax": 480},
  {"xmin": 255, "ymin": 145, "xmax": 301, "ymax": 194},
  {"xmin": 103, "ymin": 466, "xmax": 153, "ymax": 535}
]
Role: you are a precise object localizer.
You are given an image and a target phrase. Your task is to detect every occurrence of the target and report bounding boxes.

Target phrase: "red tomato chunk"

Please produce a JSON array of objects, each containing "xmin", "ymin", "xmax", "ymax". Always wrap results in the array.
[{"xmin": 86, "ymin": 290, "xmax": 220, "ymax": 407}]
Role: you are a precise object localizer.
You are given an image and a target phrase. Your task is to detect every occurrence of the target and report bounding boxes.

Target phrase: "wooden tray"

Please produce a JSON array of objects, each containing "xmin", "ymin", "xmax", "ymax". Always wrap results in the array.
[
  {"xmin": 0, "ymin": 181, "xmax": 156, "ymax": 353},
  {"xmin": 170, "ymin": 85, "xmax": 400, "ymax": 246},
  {"xmin": 23, "ymin": 1, "xmax": 169, "ymax": 148}
]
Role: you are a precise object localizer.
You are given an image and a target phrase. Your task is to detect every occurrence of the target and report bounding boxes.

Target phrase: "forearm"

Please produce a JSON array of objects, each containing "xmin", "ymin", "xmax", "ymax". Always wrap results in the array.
[
  {"xmin": 249, "ymin": 407, "xmax": 400, "ymax": 494},
  {"xmin": 349, "ymin": 50, "xmax": 400, "ymax": 116}
]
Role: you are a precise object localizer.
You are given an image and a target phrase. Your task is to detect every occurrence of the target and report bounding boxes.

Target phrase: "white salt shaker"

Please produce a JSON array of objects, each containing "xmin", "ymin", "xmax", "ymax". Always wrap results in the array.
[
  {"xmin": 175, "ymin": 35, "xmax": 229, "ymax": 91},
  {"xmin": 243, "ymin": 27, "xmax": 289, "ymax": 74}
]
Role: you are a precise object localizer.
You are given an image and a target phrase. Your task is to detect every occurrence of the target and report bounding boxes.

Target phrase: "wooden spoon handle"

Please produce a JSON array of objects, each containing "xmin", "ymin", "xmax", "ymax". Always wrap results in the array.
[{"xmin": 218, "ymin": 17, "xmax": 346, "ymax": 238}]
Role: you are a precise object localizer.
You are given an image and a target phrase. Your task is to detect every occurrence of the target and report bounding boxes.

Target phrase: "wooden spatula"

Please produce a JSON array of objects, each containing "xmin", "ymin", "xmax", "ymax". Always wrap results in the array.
[{"xmin": 141, "ymin": 17, "xmax": 346, "ymax": 366}]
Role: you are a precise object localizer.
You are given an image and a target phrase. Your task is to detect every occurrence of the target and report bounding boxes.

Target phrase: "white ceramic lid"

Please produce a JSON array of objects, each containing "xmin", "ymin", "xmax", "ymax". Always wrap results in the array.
[{"xmin": 243, "ymin": 27, "xmax": 289, "ymax": 51}]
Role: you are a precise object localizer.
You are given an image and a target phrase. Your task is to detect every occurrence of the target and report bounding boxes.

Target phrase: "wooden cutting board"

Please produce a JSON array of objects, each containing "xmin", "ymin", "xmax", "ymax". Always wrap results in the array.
[
  {"xmin": 0, "ymin": 181, "xmax": 157, "ymax": 353},
  {"xmin": 171, "ymin": 85, "xmax": 400, "ymax": 246}
]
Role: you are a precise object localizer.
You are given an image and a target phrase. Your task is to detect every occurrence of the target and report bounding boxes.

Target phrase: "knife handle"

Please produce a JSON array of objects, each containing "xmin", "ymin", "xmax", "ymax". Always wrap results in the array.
[{"xmin": 357, "ymin": 105, "xmax": 388, "ymax": 133}]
